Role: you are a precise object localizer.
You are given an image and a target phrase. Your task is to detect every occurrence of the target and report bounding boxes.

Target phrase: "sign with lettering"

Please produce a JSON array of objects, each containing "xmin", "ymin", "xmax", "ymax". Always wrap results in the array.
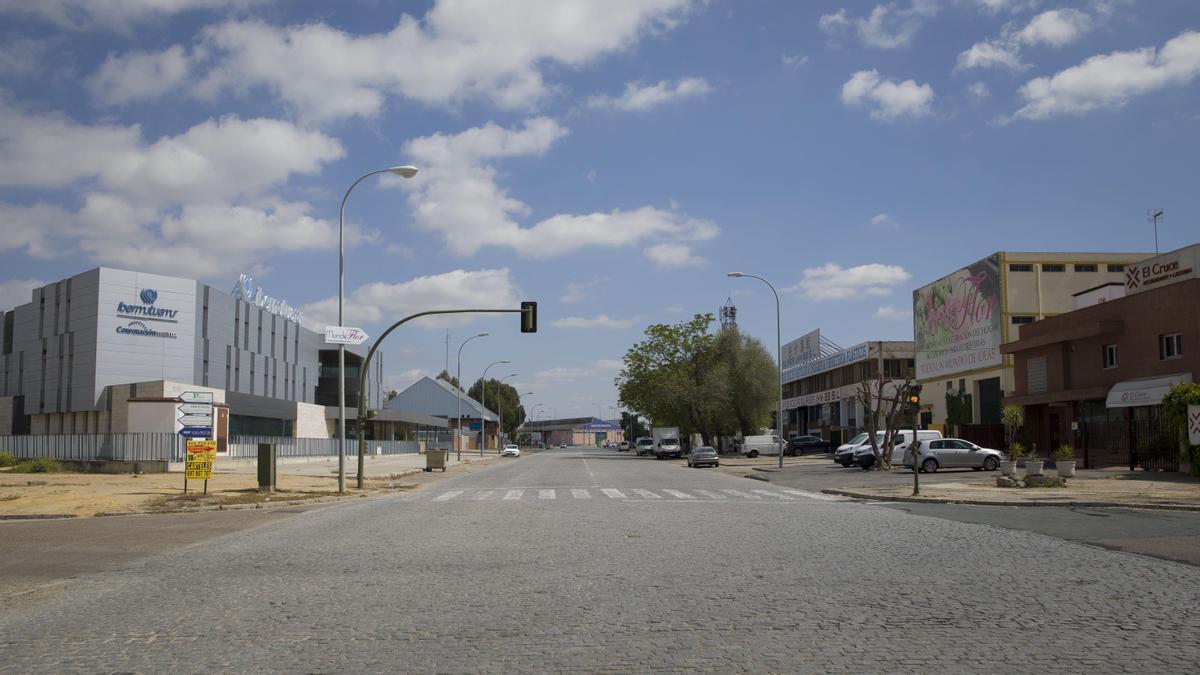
[
  {"xmin": 324, "ymin": 326, "xmax": 369, "ymax": 345},
  {"xmin": 115, "ymin": 288, "xmax": 180, "ymax": 339},
  {"xmin": 1125, "ymin": 245, "xmax": 1199, "ymax": 295},
  {"xmin": 231, "ymin": 274, "xmax": 303, "ymax": 324},
  {"xmin": 782, "ymin": 329, "xmax": 821, "ymax": 370},
  {"xmin": 178, "ymin": 392, "xmax": 214, "ymax": 438},
  {"xmin": 185, "ymin": 439, "xmax": 217, "ymax": 480},
  {"xmin": 914, "ymin": 254, "xmax": 1002, "ymax": 379},
  {"xmin": 1188, "ymin": 405, "xmax": 1200, "ymax": 446},
  {"xmin": 782, "ymin": 342, "xmax": 870, "ymax": 382}
]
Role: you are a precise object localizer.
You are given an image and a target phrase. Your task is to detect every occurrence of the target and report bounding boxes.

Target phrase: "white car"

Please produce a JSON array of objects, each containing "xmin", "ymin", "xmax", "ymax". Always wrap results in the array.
[{"xmin": 502, "ymin": 444, "xmax": 521, "ymax": 457}]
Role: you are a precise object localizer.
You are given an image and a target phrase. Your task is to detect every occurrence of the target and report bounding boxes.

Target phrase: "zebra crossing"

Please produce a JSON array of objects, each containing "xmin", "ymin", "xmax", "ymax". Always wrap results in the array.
[{"xmin": 422, "ymin": 486, "xmax": 833, "ymax": 503}]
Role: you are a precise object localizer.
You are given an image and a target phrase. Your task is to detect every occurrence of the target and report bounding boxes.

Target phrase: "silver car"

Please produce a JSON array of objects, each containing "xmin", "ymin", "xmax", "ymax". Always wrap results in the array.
[
  {"xmin": 906, "ymin": 438, "xmax": 1003, "ymax": 473},
  {"xmin": 687, "ymin": 446, "xmax": 719, "ymax": 468}
]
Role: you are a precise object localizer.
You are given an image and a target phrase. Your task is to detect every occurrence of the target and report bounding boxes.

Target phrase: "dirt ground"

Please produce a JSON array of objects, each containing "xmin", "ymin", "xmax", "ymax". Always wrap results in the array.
[{"xmin": 835, "ymin": 476, "xmax": 1200, "ymax": 507}]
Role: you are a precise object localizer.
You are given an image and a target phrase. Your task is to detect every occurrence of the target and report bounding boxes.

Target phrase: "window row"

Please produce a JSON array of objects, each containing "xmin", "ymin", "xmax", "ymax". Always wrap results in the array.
[
  {"xmin": 1102, "ymin": 334, "xmax": 1184, "ymax": 368},
  {"xmin": 1008, "ymin": 263, "xmax": 1123, "ymax": 273}
]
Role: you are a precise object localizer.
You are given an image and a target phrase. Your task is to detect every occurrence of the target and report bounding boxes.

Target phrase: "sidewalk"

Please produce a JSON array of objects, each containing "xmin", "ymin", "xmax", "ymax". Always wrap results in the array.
[{"xmin": 0, "ymin": 450, "xmax": 503, "ymax": 519}]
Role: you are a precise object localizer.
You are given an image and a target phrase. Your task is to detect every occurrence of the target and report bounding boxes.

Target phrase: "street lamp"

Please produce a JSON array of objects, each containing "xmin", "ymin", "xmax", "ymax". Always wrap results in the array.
[
  {"xmin": 512, "ymin": 390, "xmax": 533, "ymax": 446},
  {"xmin": 728, "ymin": 271, "xmax": 785, "ymax": 469},
  {"xmin": 479, "ymin": 359, "xmax": 510, "ymax": 456},
  {"xmin": 532, "ymin": 403, "xmax": 545, "ymax": 447},
  {"xmin": 337, "ymin": 165, "xmax": 418, "ymax": 493},
  {"xmin": 496, "ymin": 373, "xmax": 518, "ymax": 448},
  {"xmin": 456, "ymin": 332, "xmax": 489, "ymax": 460}
]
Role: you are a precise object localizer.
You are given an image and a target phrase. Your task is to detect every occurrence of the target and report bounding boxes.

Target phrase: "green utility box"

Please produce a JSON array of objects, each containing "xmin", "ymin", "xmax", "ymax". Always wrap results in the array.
[
  {"xmin": 425, "ymin": 448, "xmax": 447, "ymax": 472},
  {"xmin": 257, "ymin": 443, "xmax": 276, "ymax": 492}
]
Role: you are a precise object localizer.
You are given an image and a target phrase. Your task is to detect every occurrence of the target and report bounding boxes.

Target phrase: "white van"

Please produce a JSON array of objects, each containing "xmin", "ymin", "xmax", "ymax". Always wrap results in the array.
[
  {"xmin": 851, "ymin": 429, "xmax": 943, "ymax": 469},
  {"xmin": 741, "ymin": 434, "xmax": 784, "ymax": 458}
]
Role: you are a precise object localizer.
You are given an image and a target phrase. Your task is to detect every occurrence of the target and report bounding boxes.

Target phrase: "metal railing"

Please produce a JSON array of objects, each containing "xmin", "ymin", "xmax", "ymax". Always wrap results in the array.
[
  {"xmin": 225, "ymin": 436, "xmax": 420, "ymax": 459},
  {"xmin": 0, "ymin": 433, "xmax": 184, "ymax": 462}
]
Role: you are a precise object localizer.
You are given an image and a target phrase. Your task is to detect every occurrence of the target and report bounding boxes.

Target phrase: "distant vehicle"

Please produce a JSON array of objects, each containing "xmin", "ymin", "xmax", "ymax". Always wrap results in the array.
[
  {"xmin": 786, "ymin": 435, "xmax": 828, "ymax": 455},
  {"xmin": 653, "ymin": 427, "xmax": 683, "ymax": 460},
  {"xmin": 502, "ymin": 443, "xmax": 521, "ymax": 458},
  {"xmin": 558, "ymin": 442, "xmax": 567, "ymax": 448},
  {"xmin": 834, "ymin": 433, "xmax": 869, "ymax": 467},
  {"xmin": 741, "ymin": 434, "xmax": 784, "ymax": 458},
  {"xmin": 852, "ymin": 429, "xmax": 944, "ymax": 469},
  {"xmin": 687, "ymin": 446, "xmax": 719, "ymax": 468},
  {"xmin": 635, "ymin": 437, "xmax": 655, "ymax": 456},
  {"xmin": 617, "ymin": 441, "xmax": 631, "ymax": 451},
  {"xmin": 904, "ymin": 438, "xmax": 1003, "ymax": 473}
]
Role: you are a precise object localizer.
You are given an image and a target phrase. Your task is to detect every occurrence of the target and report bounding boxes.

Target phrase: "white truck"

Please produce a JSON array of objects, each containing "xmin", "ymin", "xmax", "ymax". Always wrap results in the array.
[{"xmin": 653, "ymin": 427, "xmax": 683, "ymax": 460}]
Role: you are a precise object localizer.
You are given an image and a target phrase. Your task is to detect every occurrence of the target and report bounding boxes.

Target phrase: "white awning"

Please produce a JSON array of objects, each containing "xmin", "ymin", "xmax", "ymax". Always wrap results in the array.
[{"xmin": 1105, "ymin": 373, "xmax": 1193, "ymax": 408}]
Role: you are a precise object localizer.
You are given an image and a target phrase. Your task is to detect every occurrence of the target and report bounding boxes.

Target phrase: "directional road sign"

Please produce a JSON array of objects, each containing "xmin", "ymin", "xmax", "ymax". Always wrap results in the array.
[
  {"xmin": 178, "ymin": 413, "xmax": 214, "ymax": 427},
  {"xmin": 178, "ymin": 402, "xmax": 212, "ymax": 415},
  {"xmin": 179, "ymin": 391, "xmax": 214, "ymax": 404},
  {"xmin": 180, "ymin": 427, "xmax": 214, "ymax": 438},
  {"xmin": 325, "ymin": 326, "xmax": 369, "ymax": 345}
]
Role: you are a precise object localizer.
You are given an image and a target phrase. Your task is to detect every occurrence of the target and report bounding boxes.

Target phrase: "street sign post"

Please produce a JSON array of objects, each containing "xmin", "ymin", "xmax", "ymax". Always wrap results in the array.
[
  {"xmin": 178, "ymin": 391, "xmax": 214, "ymax": 440},
  {"xmin": 178, "ymin": 413, "xmax": 214, "ymax": 427},
  {"xmin": 184, "ymin": 439, "xmax": 217, "ymax": 494},
  {"xmin": 178, "ymin": 402, "xmax": 212, "ymax": 415},
  {"xmin": 325, "ymin": 326, "xmax": 369, "ymax": 345},
  {"xmin": 180, "ymin": 427, "xmax": 214, "ymax": 438}
]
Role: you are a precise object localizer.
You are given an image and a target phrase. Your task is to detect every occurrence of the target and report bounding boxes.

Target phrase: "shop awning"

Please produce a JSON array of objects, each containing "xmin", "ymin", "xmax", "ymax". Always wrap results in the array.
[{"xmin": 1105, "ymin": 373, "xmax": 1193, "ymax": 408}]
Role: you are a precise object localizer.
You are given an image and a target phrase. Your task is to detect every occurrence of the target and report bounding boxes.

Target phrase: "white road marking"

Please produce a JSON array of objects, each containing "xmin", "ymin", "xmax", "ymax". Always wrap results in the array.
[
  {"xmin": 663, "ymin": 489, "xmax": 696, "ymax": 499},
  {"xmin": 721, "ymin": 489, "xmax": 761, "ymax": 500},
  {"xmin": 472, "ymin": 490, "xmax": 494, "ymax": 500},
  {"xmin": 752, "ymin": 489, "xmax": 795, "ymax": 500},
  {"xmin": 538, "ymin": 489, "xmax": 557, "ymax": 500},
  {"xmin": 434, "ymin": 491, "xmax": 464, "ymax": 501},
  {"xmin": 571, "ymin": 488, "xmax": 591, "ymax": 499},
  {"xmin": 578, "ymin": 447, "xmax": 597, "ymax": 486},
  {"xmin": 775, "ymin": 487, "xmax": 844, "ymax": 501},
  {"xmin": 503, "ymin": 489, "xmax": 524, "ymax": 500},
  {"xmin": 601, "ymin": 489, "xmax": 626, "ymax": 499},
  {"xmin": 631, "ymin": 489, "xmax": 661, "ymax": 499},
  {"xmin": 692, "ymin": 489, "xmax": 727, "ymax": 500}
]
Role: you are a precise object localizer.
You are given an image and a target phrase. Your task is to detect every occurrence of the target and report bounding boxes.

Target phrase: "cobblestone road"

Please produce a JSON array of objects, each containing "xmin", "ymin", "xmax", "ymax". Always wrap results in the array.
[{"xmin": 2, "ymin": 446, "xmax": 1198, "ymax": 672}]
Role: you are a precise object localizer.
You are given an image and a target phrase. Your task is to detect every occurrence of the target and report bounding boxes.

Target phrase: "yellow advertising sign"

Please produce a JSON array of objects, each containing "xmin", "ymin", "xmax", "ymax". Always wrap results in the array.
[{"xmin": 185, "ymin": 439, "xmax": 217, "ymax": 481}]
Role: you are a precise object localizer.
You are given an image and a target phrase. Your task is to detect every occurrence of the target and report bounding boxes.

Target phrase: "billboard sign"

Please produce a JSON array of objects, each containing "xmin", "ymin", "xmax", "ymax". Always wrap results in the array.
[
  {"xmin": 914, "ymin": 254, "xmax": 1002, "ymax": 379},
  {"xmin": 782, "ymin": 342, "xmax": 869, "ymax": 382},
  {"xmin": 781, "ymin": 329, "xmax": 821, "ymax": 370},
  {"xmin": 1125, "ymin": 245, "xmax": 1198, "ymax": 295}
]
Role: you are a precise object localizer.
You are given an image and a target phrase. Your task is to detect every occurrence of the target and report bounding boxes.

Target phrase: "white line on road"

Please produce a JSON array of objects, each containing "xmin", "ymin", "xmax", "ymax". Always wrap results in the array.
[
  {"xmin": 662, "ymin": 489, "xmax": 696, "ymax": 499},
  {"xmin": 692, "ymin": 489, "xmax": 727, "ymax": 500},
  {"xmin": 472, "ymin": 490, "xmax": 494, "ymax": 500},
  {"xmin": 503, "ymin": 490, "xmax": 524, "ymax": 500},
  {"xmin": 571, "ymin": 488, "xmax": 592, "ymax": 499},
  {"xmin": 538, "ymin": 489, "xmax": 557, "ymax": 500},
  {"xmin": 434, "ymin": 491, "xmax": 464, "ymax": 501},
  {"xmin": 601, "ymin": 489, "xmax": 626, "ymax": 499},
  {"xmin": 631, "ymin": 489, "xmax": 661, "ymax": 499},
  {"xmin": 721, "ymin": 489, "xmax": 761, "ymax": 500},
  {"xmin": 752, "ymin": 489, "xmax": 795, "ymax": 500},
  {"xmin": 775, "ymin": 487, "xmax": 845, "ymax": 501}
]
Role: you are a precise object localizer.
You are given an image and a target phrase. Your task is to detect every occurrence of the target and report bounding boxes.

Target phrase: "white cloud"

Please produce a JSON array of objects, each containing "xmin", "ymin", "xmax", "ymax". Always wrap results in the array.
[
  {"xmin": 874, "ymin": 305, "xmax": 912, "ymax": 320},
  {"xmin": 968, "ymin": 82, "xmax": 991, "ymax": 99},
  {"xmin": 0, "ymin": 278, "xmax": 45, "ymax": 309},
  {"xmin": 533, "ymin": 358, "xmax": 622, "ymax": 385},
  {"xmin": 780, "ymin": 53, "xmax": 809, "ymax": 70},
  {"xmin": 397, "ymin": 117, "xmax": 718, "ymax": 259},
  {"xmin": 1016, "ymin": 8, "xmax": 1091, "ymax": 47},
  {"xmin": 385, "ymin": 368, "xmax": 431, "ymax": 394},
  {"xmin": 0, "ymin": 38, "xmax": 51, "ymax": 77},
  {"xmin": 962, "ymin": 0, "xmax": 1041, "ymax": 14},
  {"xmin": 587, "ymin": 77, "xmax": 712, "ymax": 112},
  {"xmin": 551, "ymin": 314, "xmax": 637, "ymax": 329},
  {"xmin": 956, "ymin": 40, "xmax": 1026, "ymax": 71},
  {"xmin": 560, "ymin": 279, "xmax": 601, "ymax": 304},
  {"xmin": 820, "ymin": 1, "xmax": 940, "ymax": 49},
  {"xmin": 300, "ymin": 268, "xmax": 521, "ymax": 329},
  {"xmin": 93, "ymin": 1, "xmax": 694, "ymax": 120},
  {"xmin": 88, "ymin": 45, "xmax": 194, "ymax": 105},
  {"xmin": 790, "ymin": 263, "xmax": 912, "ymax": 301},
  {"xmin": 841, "ymin": 69, "xmax": 934, "ymax": 120},
  {"xmin": 1014, "ymin": 30, "xmax": 1200, "ymax": 120},
  {"xmin": 0, "ymin": 0, "xmax": 261, "ymax": 30},
  {"xmin": 644, "ymin": 242, "xmax": 706, "ymax": 267},
  {"xmin": 870, "ymin": 213, "xmax": 899, "ymax": 228}
]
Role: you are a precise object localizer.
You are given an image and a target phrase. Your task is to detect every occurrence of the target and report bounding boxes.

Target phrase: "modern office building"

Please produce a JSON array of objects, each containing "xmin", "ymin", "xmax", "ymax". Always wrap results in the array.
[
  {"xmin": 0, "ymin": 267, "xmax": 386, "ymax": 446},
  {"xmin": 911, "ymin": 251, "xmax": 1151, "ymax": 436}
]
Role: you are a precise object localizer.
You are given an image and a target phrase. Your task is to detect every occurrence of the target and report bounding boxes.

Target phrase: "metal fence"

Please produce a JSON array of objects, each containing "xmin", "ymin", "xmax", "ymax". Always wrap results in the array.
[
  {"xmin": 225, "ymin": 436, "xmax": 420, "ymax": 459},
  {"xmin": 0, "ymin": 433, "xmax": 184, "ymax": 462},
  {"xmin": 1080, "ymin": 417, "xmax": 1179, "ymax": 471}
]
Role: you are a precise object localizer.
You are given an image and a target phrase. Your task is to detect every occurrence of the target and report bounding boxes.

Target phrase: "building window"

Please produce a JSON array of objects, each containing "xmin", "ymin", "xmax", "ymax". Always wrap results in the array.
[
  {"xmin": 1042, "ymin": 264, "xmax": 1065, "ymax": 272},
  {"xmin": 1011, "ymin": 316, "xmax": 1035, "ymax": 325},
  {"xmin": 1008, "ymin": 263, "xmax": 1033, "ymax": 272},
  {"xmin": 1103, "ymin": 344, "xmax": 1118, "ymax": 369},
  {"xmin": 1107, "ymin": 264, "xmax": 1125, "ymax": 272},
  {"xmin": 1074, "ymin": 264, "xmax": 1097, "ymax": 272},
  {"xmin": 1161, "ymin": 333, "xmax": 1183, "ymax": 360}
]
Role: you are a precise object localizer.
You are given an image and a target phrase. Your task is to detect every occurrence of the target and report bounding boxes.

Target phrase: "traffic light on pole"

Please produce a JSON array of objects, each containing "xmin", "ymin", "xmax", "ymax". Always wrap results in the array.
[
  {"xmin": 520, "ymin": 301, "xmax": 538, "ymax": 333},
  {"xmin": 908, "ymin": 384, "xmax": 922, "ymax": 406}
]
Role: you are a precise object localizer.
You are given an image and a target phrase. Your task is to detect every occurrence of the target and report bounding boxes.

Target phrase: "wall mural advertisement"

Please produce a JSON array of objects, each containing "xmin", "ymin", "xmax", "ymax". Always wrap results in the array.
[{"xmin": 914, "ymin": 255, "xmax": 1002, "ymax": 379}]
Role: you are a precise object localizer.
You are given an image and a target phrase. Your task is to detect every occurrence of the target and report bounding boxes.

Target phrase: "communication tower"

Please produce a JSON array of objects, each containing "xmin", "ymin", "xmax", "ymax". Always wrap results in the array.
[{"xmin": 720, "ymin": 296, "xmax": 737, "ymax": 328}]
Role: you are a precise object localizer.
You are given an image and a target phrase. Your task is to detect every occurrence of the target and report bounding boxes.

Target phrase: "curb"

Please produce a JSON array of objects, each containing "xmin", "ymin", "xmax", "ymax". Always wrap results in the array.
[
  {"xmin": 743, "ymin": 474, "xmax": 770, "ymax": 482},
  {"xmin": 0, "ymin": 513, "xmax": 79, "ymax": 521},
  {"xmin": 820, "ymin": 488, "xmax": 1200, "ymax": 512}
]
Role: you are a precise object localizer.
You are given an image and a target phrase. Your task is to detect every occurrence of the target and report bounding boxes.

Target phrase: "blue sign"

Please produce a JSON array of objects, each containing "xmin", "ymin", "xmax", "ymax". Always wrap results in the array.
[
  {"xmin": 140, "ymin": 288, "xmax": 159, "ymax": 304},
  {"xmin": 179, "ymin": 427, "xmax": 213, "ymax": 438},
  {"xmin": 469, "ymin": 423, "xmax": 482, "ymax": 431}
]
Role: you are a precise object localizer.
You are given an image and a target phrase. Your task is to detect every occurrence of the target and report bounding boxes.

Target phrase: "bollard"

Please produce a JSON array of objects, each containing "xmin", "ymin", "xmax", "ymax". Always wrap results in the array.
[{"xmin": 257, "ymin": 443, "xmax": 276, "ymax": 493}]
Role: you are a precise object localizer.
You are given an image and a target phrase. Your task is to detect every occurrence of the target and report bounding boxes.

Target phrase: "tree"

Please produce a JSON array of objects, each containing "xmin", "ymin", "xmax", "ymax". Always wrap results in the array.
[
  {"xmin": 1161, "ymin": 382, "xmax": 1200, "ymax": 476},
  {"xmin": 945, "ymin": 389, "xmax": 972, "ymax": 437},
  {"xmin": 468, "ymin": 378, "xmax": 525, "ymax": 437},
  {"xmin": 856, "ymin": 371, "xmax": 910, "ymax": 470},
  {"xmin": 620, "ymin": 411, "xmax": 649, "ymax": 440},
  {"xmin": 1002, "ymin": 404, "xmax": 1025, "ymax": 452},
  {"xmin": 437, "ymin": 370, "xmax": 461, "ymax": 391},
  {"xmin": 384, "ymin": 388, "xmax": 400, "ymax": 404}
]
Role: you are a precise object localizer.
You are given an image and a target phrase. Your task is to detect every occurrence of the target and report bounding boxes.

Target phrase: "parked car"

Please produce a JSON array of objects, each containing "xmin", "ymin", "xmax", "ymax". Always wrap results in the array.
[
  {"xmin": 786, "ymin": 435, "xmax": 828, "ymax": 455},
  {"xmin": 558, "ymin": 442, "xmax": 567, "ymax": 448},
  {"xmin": 852, "ymin": 430, "xmax": 943, "ymax": 469},
  {"xmin": 834, "ymin": 433, "xmax": 869, "ymax": 467},
  {"xmin": 635, "ymin": 437, "xmax": 655, "ymax": 456},
  {"xmin": 501, "ymin": 443, "xmax": 521, "ymax": 457},
  {"xmin": 741, "ymin": 434, "xmax": 784, "ymax": 458},
  {"xmin": 904, "ymin": 438, "xmax": 1004, "ymax": 473},
  {"xmin": 617, "ymin": 441, "xmax": 631, "ymax": 451},
  {"xmin": 687, "ymin": 446, "xmax": 720, "ymax": 468}
]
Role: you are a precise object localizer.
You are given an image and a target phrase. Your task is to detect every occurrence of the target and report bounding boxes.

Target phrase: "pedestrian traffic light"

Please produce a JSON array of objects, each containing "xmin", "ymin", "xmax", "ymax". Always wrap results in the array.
[
  {"xmin": 908, "ymin": 384, "xmax": 922, "ymax": 406},
  {"xmin": 520, "ymin": 301, "xmax": 537, "ymax": 333}
]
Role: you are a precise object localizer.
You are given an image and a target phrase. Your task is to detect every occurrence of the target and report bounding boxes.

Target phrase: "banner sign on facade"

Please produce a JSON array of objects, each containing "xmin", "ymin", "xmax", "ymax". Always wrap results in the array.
[
  {"xmin": 782, "ymin": 342, "xmax": 869, "ymax": 382},
  {"xmin": 185, "ymin": 439, "xmax": 217, "ymax": 480},
  {"xmin": 231, "ymin": 274, "xmax": 303, "ymax": 324},
  {"xmin": 1188, "ymin": 405, "xmax": 1200, "ymax": 446},
  {"xmin": 781, "ymin": 329, "xmax": 821, "ymax": 370},
  {"xmin": 1125, "ymin": 245, "xmax": 1199, "ymax": 295},
  {"xmin": 914, "ymin": 254, "xmax": 1002, "ymax": 379},
  {"xmin": 324, "ymin": 326, "xmax": 369, "ymax": 345}
]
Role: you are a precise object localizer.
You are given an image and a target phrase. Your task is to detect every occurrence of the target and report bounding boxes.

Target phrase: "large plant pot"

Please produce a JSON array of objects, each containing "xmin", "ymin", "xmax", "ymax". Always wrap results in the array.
[
  {"xmin": 1056, "ymin": 460, "xmax": 1076, "ymax": 478},
  {"xmin": 999, "ymin": 460, "xmax": 1016, "ymax": 476},
  {"xmin": 1024, "ymin": 459, "xmax": 1045, "ymax": 476}
]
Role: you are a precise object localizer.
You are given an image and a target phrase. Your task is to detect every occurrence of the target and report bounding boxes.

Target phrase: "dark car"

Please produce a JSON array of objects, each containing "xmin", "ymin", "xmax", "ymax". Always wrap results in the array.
[
  {"xmin": 786, "ymin": 435, "xmax": 828, "ymax": 456},
  {"xmin": 687, "ymin": 446, "xmax": 719, "ymax": 468}
]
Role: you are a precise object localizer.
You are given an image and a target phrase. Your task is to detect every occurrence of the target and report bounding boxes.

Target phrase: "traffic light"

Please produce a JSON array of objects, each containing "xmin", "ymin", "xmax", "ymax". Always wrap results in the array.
[
  {"xmin": 520, "ymin": 301, "xmax": 538, "ymax": 333},
  {"xmin": 908, "ymin": 384, "xmax": 923, "ymax": 406}
]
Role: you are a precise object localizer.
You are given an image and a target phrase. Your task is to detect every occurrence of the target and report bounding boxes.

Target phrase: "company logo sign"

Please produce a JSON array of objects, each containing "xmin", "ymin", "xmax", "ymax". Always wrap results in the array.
[
  {"xmin": 1125, "ymin": 266, "xmax": 1141, "ymax": 289},
  {"xmin": 139, "ymin": 288, "xmax": 159, "ymax": 304},
  {"xmin": 117, "ymin": 288, "xmax": 178, "ymax": 321},
  {"xmin": 1126, "ymin": 255, "xmax": 1193, "ymax": 294},
  {"xmin": 116, "ymin": 320, "xmax": 177, "ymax": 339},
  {"xmin": 231, "ymin": 274, "xmax": 303, "ymax": 324}
]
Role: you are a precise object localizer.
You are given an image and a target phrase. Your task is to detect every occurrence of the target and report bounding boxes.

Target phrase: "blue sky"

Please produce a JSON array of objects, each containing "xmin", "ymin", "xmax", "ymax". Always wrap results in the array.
[{"xmin": 2, "ymin": 0, "xmax": 1198, "ymax": 418}]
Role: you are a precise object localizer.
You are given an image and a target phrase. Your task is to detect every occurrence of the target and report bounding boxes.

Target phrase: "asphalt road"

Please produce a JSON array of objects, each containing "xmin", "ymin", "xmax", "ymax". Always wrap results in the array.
[{"xmin": 2, "ymin": 446, "xmax": 1199, "ymax": 672}]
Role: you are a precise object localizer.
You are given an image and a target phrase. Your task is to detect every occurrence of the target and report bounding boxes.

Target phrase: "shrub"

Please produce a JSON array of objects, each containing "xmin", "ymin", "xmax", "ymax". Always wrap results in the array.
[
  {"xmin": 0, "ymin": 450, "xmax": 16, "ymax": 467},
  {"xmin": 12, "ymin": 458, "xmax": 63, "ymax": 473},
  {"xmin": 1054, "ymin": 444, "xmax": 1075, "ymax": 460},
  {"xmin": 1008, "ymin": 441, "xmax": 1026, "ymax": 459}
]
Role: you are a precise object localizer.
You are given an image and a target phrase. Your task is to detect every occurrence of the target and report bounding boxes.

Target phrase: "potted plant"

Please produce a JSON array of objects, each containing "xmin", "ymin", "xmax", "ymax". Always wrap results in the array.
[
  {"xmin": 1000, "ymin": 442, "xmax": 1022, "ymax": 476},
  {"xmin": 1024, "ymin": 445, "xmax": 1045, "ymax": 476},
  {"xmin": 1055, "ymin": 444, "xmax": 1076, "ymax": 478}
]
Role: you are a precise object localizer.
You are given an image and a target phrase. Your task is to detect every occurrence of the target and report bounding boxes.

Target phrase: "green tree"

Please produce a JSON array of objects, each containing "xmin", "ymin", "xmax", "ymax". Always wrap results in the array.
[
  {"xmin": 945, "ymin": 389, "xmax": 973, "ymax": 436},
  {"xmin": 384, "ymin": 388, "xmax": 400, "ymax": 404},
  {"xmin": 713, "ymin": 326, "xmax": 776, "ymax": 437},
  {"xmin": 468, "ymin": 378, "xmax": 526, "ymax": 437},
  {"xmin": 1161, "ymin": 382, "xmax": 1200, "ymax": 476},
  {"xmin": 620, "ymin": 411, "xmax": 649, "ymax": 440},
  {"xmin": 437, "ymin": 370, "xmax": 461, "ymax": 390}
]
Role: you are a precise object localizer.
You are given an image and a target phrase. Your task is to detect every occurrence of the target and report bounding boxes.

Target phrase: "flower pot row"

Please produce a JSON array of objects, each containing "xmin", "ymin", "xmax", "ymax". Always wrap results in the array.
[{"xmin": 998, "ymin": 459, "xmax": 1074, "ymax": 477}]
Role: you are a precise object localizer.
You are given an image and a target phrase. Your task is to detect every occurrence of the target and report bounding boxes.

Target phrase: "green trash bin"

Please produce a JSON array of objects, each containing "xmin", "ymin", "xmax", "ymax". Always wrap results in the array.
[{"xmin": 425, "ymin": 448, "xmax": 447, "ymax": 472}]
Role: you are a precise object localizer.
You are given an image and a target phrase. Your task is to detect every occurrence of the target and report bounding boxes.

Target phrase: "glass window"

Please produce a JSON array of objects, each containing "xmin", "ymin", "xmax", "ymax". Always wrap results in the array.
[
  {"xmin": 1011, "ymin": 316, "xmax": 1035, "ymax": 325},
  {"xmin": 1103, "ymin": 344, "xmax": 1118, "ymax": 369},
  {"xmin": 1107, "ymin": 264, "xmax": 1125, "ymax": 272},
  {"xmin": 1008, "ymin": 263, "xmax": 1033, "ymax": 272},
  {"xmin": 1043, "ymin": 264, "xmax": 1065, "ymax": 272},
  {"xmin": 1161, "ymin": 333, "xmax": 1183, "ymax": 360},
  {"xmin": 1074, "ymin": 264, "xmax": 1097, "ymax": 272}
]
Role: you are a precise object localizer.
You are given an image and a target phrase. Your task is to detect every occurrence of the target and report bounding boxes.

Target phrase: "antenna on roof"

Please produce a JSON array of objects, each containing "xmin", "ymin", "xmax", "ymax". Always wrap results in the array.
[{"xmin": 1147, "ymin": 208, "xmax": 1164, "ymax": 255}]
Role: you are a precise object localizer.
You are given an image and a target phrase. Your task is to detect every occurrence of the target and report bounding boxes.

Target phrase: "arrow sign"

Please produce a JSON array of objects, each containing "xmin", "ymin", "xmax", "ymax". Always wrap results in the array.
[
  {"xmin": 325, "ymin": 326, "xmax": 369, "ymax": 345},
  {"xmin": 178, "ymin": 402, "xmax": 212, "ymax": 415},
  {"xmin": 180, "ymin": 427, "xmax": 213, "ymax": 438},
  {"xmin": 180, "ymin": 391, "xmax": 214, "ymax": 404},
  {"xmin": 178, "ymin": 413, "xmax": 214, "ymax": 426}
]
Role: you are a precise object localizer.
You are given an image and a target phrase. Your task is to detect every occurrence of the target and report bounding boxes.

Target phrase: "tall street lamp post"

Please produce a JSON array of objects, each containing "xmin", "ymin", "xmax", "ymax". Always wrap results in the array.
[
  {"xmin": 479, "ymin": 359, "xmax": 510, "ymax": 456},
  {"xmin": 518, "ymin": 392, "xmax": 533, "ymax": 445},
  {"xmin": 456, "ymin": 332, "xmax": 488, "ymax": 460},
  {"xmin": 728, "ymin": 272, "xmax": 785, "ymax": 469},
  {"xmin": 496, "ymin": 373, "xmax": 518, "ymax": 447},
  {"xmin": 337, "ymin": 165, "xmax": 417, "ymax": 493}
]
